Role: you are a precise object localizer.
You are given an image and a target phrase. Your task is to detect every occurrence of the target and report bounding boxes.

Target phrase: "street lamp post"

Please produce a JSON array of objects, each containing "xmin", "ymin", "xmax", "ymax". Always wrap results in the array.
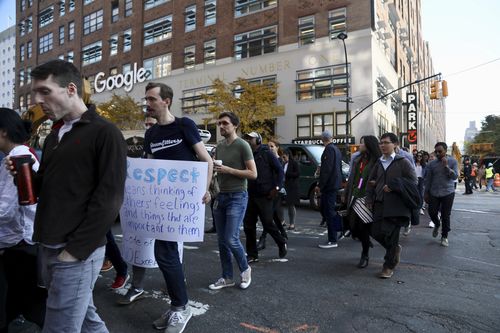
[{"xmin": 337, "ymin": 32, "xmax": 350, "ymax": 160}]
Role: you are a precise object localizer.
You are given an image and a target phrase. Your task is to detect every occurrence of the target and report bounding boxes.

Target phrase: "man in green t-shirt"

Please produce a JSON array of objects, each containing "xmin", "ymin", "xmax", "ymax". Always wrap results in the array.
[{"xmin": 208, "ymin": 112, "xmax": 257, "ymax": 291}]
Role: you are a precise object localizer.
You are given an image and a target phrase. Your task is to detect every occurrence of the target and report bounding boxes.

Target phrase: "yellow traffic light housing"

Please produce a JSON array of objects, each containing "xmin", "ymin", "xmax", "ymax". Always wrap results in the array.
[
  {"xmin": 441, "ymin": 80, "xmax": 448, "ymax": 97},
  {"xmin": 430, "ymin": 81, "xmax": 439, "ymax": 99}
]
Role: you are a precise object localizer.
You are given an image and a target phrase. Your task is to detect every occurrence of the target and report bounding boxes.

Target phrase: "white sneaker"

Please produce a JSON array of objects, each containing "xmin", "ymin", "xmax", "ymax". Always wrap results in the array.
[
  {"xmin": 240, "ymin": 267, "xmax": 252, "ymax": 289},
  {"xmin": 208, "ymin": 278, "xmax": 235, "ymax": 290},
  {"xmin": 420, "ymin": 209, "xmax": 425, "ymax": 215},
  {"xmin": 440, "ymin": 237, "xmax": 449, "ymax": 247},
  {"xmin": 318, "ymin": 242, "xmax": 338, "ymax": 249},
  {"xmin": 428, "ymin": 221, "xmax": 435, "ymax": 228},
  {"xmin": 161, "ymin": 308, "xmax": 192, "ymax": 333},
  {"xmin": 403, "ymin": 226, "xmax": 411, "ymax": 236}
]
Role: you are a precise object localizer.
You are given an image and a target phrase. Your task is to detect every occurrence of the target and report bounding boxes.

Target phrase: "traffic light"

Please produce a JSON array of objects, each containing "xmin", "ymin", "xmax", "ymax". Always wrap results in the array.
[
  {"xmin": 430, "ymin": 81, "xmax": 439, "ymax": 99},
  {"xmin": 441, "ymin": 80, "xmax": 448, "ymax": 97}
]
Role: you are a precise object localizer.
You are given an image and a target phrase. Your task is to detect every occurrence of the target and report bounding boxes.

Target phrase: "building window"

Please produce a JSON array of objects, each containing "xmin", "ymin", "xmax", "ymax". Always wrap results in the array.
[
  {"xmin": 59, "ymin": 1, "xmax": 65, "ymax": 16},
  {"xmin": 143, "ymin": 16, "xmax": 172, "ymax": 46},
  {"xmin": 81, "ymin": 41, "xmax": 102, "ymax": 66},
  {"xmin": 125, "ymin": 0, "xmax": 133, "ymax": 16},
  {"xmin": 39, "ymin": 6, "xmax": 54, "ymax": 28},
  {"xmin": 58, "ymin": 54, "xmax": 65, "ymax": 59},
  {"xmin": 122, "ymin": 63, "xmax": 131, "ymax": 74},
  {"xmin": 312, "ymin": 114, "xmax": 334, "ymax": 137},
  {"xmin": 84, "ymin": 0, "xmax": 94, "ymax": 4},
  {"xmin": 234, "ymin": 75, "xmax": 276, "ymax": 99},
  {"xmin": 185, "ymin": 5, "xmax": 196, "ymax": 32},
  {"xmin": 69, "ymin": 0, "xmax": 75, "ymax": 11},
  {"xmin": 27, "ymin": 41, "xmax": 32, "ymax": 58},
  {"xmin": 329, "ymin": 8, "xmax": 347, "ymax": 39},
  {"xmin": 203, "ymin": 40, "xmax": 216, "ymax": 65},
  {"xmin": 39, "ymin": 33, "xmax": 53, "ymax": 54},
  {"xmin": 67, "ymin": 50, "xmax": 74, "ymax": 63},
  {"xmin": 28, "ymin": 0, "xmax": 32, "ymax": 8},
  {"xmin": 111, "ymin": 1, "xmax": 119, "ymax": 23},
  {"xmin": 19, "ymin": 96, "xmax": 25, "ymax": 110},
  {"xmin": 27, "ymin": 16, "xmax": 33, "ymax": 33},
  {"xmin": 26, "ymin": 93, "xmax": 31, "ymax": 107},
  {"xmin": 181, "ymin": 86, "xmax": 214, "ymax": 114},
  {"xmin": 20, "ymin": 0, "xmax": 26, "ymax": 11},
  {"xmin": 26, "ymin": 67, "xmax": 31, "ymax": 84},
  {"xmin": 83, "ymin": 9, "xmax": 104, "ymax": 35},
  {"xmin": 59, "ymin": 26, "xmax": 65, "ymax": 45},
  {"xmin": 110, "ymin": 67, "xmax": 118, "ymax": 75},
  {"xmin": 336, "ymin": 112, "xmax": 347, "ymax": 136},
  {"xmin": 143, "ymin": 54, "xmax": 172, "ymax": 80},
  {"xmin": 297, "ymin": 115, "xmax": 311, "ymax": 137},
  {"xmin": 123, "ymin": 29, "xmax": 132, "ymax": 52},
  {"xmin": 204, "ymin": 0, "xmax": 216, "ymax": 26},
  {"xmin": 235, "ymin": 0, "xmax": 277, "ymax": 17},
  {"xmin": 109, "ymin": 34, "xmax": 118, "ymax": 56},
  {"xmin": 296, "ymin": 65, "xmax": 348, "ymax": 101},
  {"xmin": 298, "ymin": 16, "xmax": 315, "ymax": 46},
  {"xmin": 234, "ymin": 25, "xmax": 277, "ymax": 60},
  {"xmin": 19, "ymin": 45, "xmax": 25, "ymax": 62},
  {"xmin": 144, "ymin": 0, "xmax": 168, "ymax": 10},
  {"xmin": 184, "ymin": 45, "xmax": 195, "ymax": 70},
  {"xmin": 68, "ymin": 21, "xmax": 75, "ymax": 40},
  {"xmin": 19, "ymin": 69, "xmax": 25, "ymax": 87}
]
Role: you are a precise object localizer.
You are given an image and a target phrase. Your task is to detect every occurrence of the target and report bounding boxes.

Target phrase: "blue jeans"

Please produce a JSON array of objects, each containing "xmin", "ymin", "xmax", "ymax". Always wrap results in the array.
[
  {"xmin": 154, "ymin": 240, "xmax": 188, "ymax": 310},
  {"xmin": 320, "ymin": 190, "xmax": 339, "ymax": 243},
  {"xmin": 40, "ymin": 246, "xmax": 108, "ymax": 333},
  {"xmin": 486, "ymin": 178, "xmax": 495, "ymax": 191},
  {"xmin": 214, "ymin": 192, "xmax": 249, "ymax": 280}
]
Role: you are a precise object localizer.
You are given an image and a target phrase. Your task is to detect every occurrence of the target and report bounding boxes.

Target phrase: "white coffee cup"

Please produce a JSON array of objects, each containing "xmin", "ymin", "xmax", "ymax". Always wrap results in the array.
[{"xmin": 214, "ymin": 160, "xmax": 223, "ymax": 166}]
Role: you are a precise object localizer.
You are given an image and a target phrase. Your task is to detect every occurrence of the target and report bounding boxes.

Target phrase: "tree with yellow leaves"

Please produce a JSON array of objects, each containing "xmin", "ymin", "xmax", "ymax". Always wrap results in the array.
[
  {"xmin": 96, "ymin": 93, "xmax": 144, "ymax": 130},
  {"xmin": 203, "ymin": 78, "xmax": 283, "ymax": 139}
]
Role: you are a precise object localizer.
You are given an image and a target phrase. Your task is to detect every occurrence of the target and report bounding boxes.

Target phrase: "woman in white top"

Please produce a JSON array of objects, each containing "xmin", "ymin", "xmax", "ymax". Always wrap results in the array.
[{"xmin": 0, "ymin": 108, "xmax": 46, "ymax": 332}]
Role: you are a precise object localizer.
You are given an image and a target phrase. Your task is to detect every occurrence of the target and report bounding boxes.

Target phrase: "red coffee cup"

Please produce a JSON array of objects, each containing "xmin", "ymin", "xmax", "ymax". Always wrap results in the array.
[{"xmin": 11, "ymin": 154, "xmax": 37, "ymax": 205}]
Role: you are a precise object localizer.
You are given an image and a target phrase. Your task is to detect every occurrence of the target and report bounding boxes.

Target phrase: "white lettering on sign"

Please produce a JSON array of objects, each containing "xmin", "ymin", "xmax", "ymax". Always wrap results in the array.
[
  {"xmin": 406, "ymin": 92, "xmax": 418, "ymax": 144},
  {"xmin": 95, "ymin": 63, "xmax": 147, "ymax": 93}
]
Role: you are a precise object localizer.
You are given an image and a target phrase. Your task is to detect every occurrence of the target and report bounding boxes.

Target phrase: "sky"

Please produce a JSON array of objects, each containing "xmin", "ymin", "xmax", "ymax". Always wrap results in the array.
[{"xmin": 1, "ymin": 0, "xmax": 498, "ymax": 149}]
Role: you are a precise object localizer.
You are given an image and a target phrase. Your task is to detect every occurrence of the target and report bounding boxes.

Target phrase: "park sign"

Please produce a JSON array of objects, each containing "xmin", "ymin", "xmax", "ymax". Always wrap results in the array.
[
  {"xmin": 94, "ymin": 63, "xmax": 149, "ymax": 93},
  {"xmin": 406, "ymin": 92, "xmax": 418, "ymax": 144}
]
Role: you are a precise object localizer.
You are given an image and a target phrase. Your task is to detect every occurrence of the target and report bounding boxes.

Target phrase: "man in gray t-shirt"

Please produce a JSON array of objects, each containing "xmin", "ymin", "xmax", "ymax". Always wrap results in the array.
[{"xmin": 208, "ymin": 112, "xmax": 257, "ymax": 291}]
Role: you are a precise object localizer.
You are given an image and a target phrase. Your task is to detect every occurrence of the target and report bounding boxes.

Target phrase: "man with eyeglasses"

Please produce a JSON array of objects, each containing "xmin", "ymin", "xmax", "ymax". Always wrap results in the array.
[
  {"xmin": 366, "ymin": 133, "xmax": 417, "ymax": 279},
  {"xmin": 424, "ymin": 142, "xmax": 459, "ymax": 247},
  {"xmin": 208, "ymin": 112, "xmax": 257, "ymax": 291}
]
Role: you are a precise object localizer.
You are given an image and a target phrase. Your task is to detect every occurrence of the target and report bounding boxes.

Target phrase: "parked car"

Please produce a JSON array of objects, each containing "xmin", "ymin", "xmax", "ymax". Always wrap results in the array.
[{"xmin": 281, "ymin": 144, "xmax": 349, "ymax": 210}]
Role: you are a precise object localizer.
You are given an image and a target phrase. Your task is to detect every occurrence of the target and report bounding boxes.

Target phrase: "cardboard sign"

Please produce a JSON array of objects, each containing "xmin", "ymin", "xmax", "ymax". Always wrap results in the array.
[{"xmin": 120, "ymin": 158, "xmax": 208, "ymax": 242}]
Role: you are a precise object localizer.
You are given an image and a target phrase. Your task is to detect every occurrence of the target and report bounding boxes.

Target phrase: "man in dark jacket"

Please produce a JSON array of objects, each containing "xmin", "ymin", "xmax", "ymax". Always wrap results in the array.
[
  {"xmin": 366, "ymin": 133, "xmax": 417, "ymax": 279},
  {"xmin": 463, "ymin": 158, "xmax": 473, "ymax": 194},
  {"xmin": 243, "ymin": 132, "xmax": 287, "ymax": 261},
  {"xmin": 316, "ymin": 130, "xmax": 343, "ymax": 249},
  {"xmin": 29, "ymin": 60, "xmax": 127, "ymax": 332}
]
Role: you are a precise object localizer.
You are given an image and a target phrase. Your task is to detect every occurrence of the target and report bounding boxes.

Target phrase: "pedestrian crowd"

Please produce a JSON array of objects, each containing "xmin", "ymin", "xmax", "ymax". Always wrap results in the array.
[{"xmin": 0, "ymin": 59, "xmax": 498, "ymax": 333}]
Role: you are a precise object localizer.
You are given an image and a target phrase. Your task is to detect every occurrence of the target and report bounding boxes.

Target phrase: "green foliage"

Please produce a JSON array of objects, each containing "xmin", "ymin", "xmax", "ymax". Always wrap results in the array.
[
  {"xmin": 97, "ymin": 94, "xmax": 144, "ymax": 130},
  {"xmin": 467, "ymin": 115, "xmax": 500, "ymax": 155},
  {"xmin": 203, "ymin": 78, "xmax": 283, "ymax": 139}
]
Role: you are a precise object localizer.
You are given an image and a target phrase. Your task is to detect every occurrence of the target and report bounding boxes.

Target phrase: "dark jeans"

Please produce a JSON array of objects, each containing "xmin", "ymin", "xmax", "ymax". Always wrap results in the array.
[
  {"xmin": 428, "ymin": 192, "xmax": 455, "ymax": 238},
  {"xmin": 371, "ymin": 203, "xmax": 407, "ymax": 269},
  {"xmin": 320, "ymin": 190, "xmax": 339, "ymax": 242},
  {"xmin": 244, "ymin": 195, "xmax": 287, "ymax": 259},
  {"xmin": 261, "ymin": 194, "xmax": 287, "ymax": 240},
  {"xmin": 154, "ymin": 240, "xmax": 188, "ymax": 310},
  {"xmin": 350, "ymin": 212, "xmax": 372, "ymax": 256},
  {"xmin": 105, "ymin": 231, "xmax": 128, "ymax": 277},
  {"xmin": 464, "ymin": 177, "xmax": 473, "ymax": 194},
  {"xmin": 0, "ymin": 243, "xmax": 47, "ymax": 332}
]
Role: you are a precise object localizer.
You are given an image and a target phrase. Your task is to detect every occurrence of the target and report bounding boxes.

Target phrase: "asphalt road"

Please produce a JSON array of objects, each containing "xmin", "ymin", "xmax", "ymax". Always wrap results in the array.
[{"xmin": 9, "ymin": 184, "xmax": 500, "ymax": 333}]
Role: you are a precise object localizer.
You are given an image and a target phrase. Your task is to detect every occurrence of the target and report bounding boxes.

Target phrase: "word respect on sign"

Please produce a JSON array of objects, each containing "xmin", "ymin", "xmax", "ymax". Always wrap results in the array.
[{"xmin": 120, "ymin": 158, "xmax": 208, "ymax": 243}]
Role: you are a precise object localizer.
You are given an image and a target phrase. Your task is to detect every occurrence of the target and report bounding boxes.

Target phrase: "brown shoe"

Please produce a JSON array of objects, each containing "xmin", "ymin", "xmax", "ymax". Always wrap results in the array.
[
  {"xmin": 395, "ymin": 245, "xmax": 402, "ymax": 266},
  {"xmin": 100, "ymin": 259, "xmax": 113, "ymax": 272},
  {"xmin": 378, "ymin": 267, "xmax": 394, "ymax": 279}
]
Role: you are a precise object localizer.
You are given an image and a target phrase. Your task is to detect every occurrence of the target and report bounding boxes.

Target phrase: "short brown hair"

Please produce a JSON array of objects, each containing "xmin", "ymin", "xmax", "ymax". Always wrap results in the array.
[{"xmin": 146, "ymin": 82, "xmax": 173, "ymax": 107}]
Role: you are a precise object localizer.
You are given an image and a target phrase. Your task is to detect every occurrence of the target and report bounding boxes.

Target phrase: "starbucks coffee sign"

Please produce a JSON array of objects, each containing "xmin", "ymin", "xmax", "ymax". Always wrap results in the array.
[{"xmin": 94, "ymin": 63, "xmax": 148, "ymax": 93}]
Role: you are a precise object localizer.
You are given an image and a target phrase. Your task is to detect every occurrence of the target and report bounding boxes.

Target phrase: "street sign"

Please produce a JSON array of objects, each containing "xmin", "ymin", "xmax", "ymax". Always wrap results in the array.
[{"xmin": 406, "ymin": 92, "xmax": 417, "ymax": 144}]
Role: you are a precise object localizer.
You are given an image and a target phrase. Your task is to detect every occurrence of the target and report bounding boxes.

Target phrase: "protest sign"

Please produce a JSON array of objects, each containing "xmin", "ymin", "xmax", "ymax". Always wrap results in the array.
[{"xmin": 120, "ymin": 158, "xmax": 208, "ymax": 242}]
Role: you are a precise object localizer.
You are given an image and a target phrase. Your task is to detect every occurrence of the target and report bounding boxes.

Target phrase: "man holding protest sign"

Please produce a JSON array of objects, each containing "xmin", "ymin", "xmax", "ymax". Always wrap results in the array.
[
  {"xmin": 140, "ymin": 82, "xmax": 213, "ymax": 333},
  {"xmin": 208, "ymin": 112, "xmax": 257, "ymax": 291}
]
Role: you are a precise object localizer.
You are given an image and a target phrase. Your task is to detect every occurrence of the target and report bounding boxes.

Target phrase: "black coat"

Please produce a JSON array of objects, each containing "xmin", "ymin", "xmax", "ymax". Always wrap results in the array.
[{"xmin": 284, "ymin": 158, "xmax": 300, "ymax": 205}]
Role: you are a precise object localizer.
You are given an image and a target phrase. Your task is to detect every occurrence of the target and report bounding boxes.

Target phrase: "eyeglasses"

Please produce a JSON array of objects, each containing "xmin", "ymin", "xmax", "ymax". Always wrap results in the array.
[
  {"xmin": 217, "ymin": 120, "xmax": 230, "ymax": 126},
  {"xmin": 379, "ymin": 141, "xmax": 393, "ymax": 145},
  {"xmin": 434, "ymin": 150, "xmax": 445, "ymax": 154},
  {"xmin": 144, "ymin": 122, "xmax": 155, "ymax": 128}
]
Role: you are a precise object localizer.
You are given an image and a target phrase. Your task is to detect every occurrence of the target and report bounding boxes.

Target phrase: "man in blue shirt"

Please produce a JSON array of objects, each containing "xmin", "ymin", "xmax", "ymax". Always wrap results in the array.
[{"xmin": 424, "ymin": 142, "xmax": 458, "ymax": 247}]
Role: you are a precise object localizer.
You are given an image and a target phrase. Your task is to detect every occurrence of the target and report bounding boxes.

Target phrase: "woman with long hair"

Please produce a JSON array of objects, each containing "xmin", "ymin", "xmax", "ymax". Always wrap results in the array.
[
  {"xmin": 282, "ymin": 149, "xmax": 300, "ymax": 230},
  {"xmin": 257, "ymin": 139, "xmax": 287, "ymax": 251},
  {"xmin": 0, "ymin": 108, "xmax": 46, "ymax": 332},
  {"xmin": 343, "ymin": 135, "xmax": 381, "ymax": 268}
]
